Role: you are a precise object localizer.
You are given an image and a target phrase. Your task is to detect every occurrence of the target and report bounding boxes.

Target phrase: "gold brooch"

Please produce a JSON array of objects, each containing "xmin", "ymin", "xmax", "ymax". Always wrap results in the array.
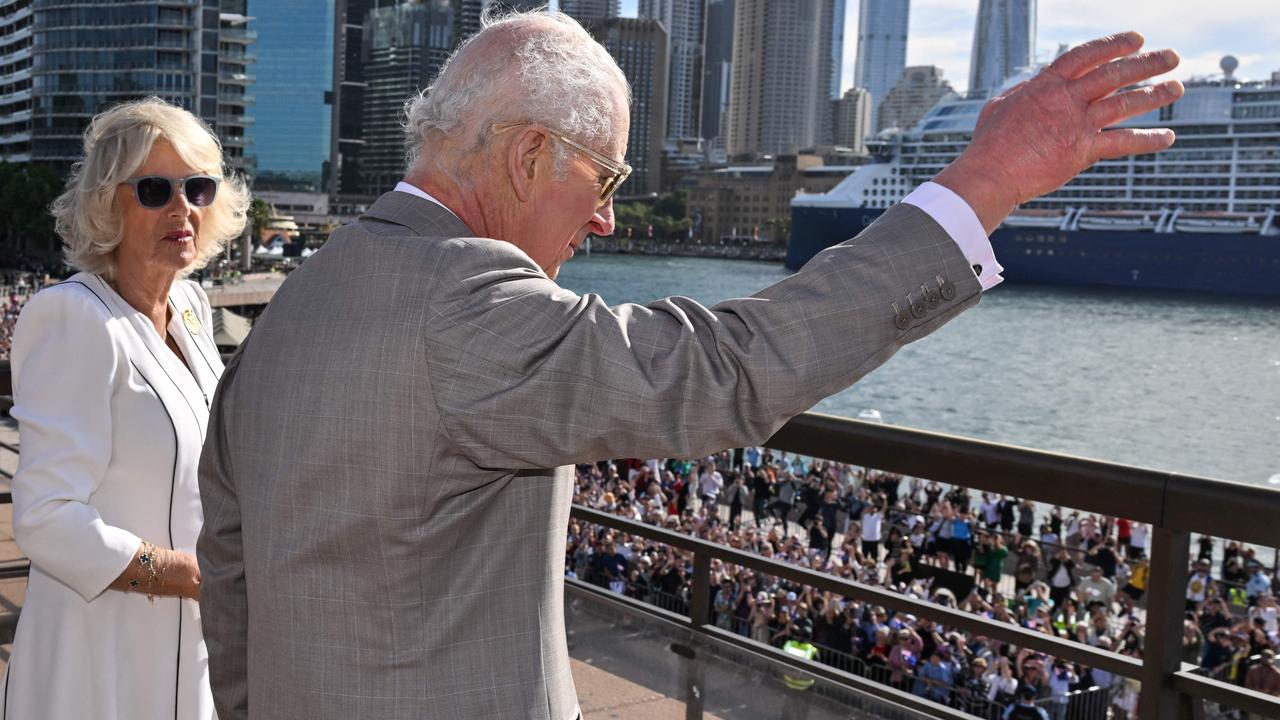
[{"xmin": 182, "ymin": 308, "xmax": 202, "ymax": 335}]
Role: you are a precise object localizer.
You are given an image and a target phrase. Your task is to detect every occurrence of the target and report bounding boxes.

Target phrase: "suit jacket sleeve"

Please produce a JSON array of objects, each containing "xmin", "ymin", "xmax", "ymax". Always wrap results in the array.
[
  {"xmin": 427, "ymin": 203, "xmax": 982, "ymax": 471},
  {"xmin": 197, "ymin": 352, "xmax": 249, "ymax": 720},
  {"xmin": 8, "ymin": 285, "xmax": 142, "ymax": 601}
]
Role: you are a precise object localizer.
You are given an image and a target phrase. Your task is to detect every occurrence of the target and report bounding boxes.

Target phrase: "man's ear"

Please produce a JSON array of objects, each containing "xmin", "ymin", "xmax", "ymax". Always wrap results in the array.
[{"xmin": 507, "ymin": 126, "xmax": 550, "ymax": 203}]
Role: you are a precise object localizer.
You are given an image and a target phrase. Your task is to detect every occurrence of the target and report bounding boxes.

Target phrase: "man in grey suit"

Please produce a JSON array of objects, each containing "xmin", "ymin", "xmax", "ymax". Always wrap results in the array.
[{"xmin": 197, "ymin": 10, "xmax": 1183, "ymax": 720}]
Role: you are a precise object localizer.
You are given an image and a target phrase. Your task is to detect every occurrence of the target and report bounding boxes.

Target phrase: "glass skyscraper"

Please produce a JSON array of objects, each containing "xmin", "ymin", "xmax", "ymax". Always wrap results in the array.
[
  {"xmin": 359, "ymin": 0, "xmax": 454, "ymax": 196},
  {"xmin": 851, "ymin": 0, "xmax": 908, "ymax": 133},
  {"xmin": 249, "ymin": 0, "xmax": 335, "ymax": 191},
  {"xmin": 968, "ymin": 0, "xmax": 1035, "ymax": 95}
]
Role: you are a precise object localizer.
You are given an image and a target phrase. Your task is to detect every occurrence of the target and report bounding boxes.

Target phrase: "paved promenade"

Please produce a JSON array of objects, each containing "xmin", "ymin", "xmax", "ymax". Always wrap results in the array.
[{"xmin": 203, "ymin": 272, "xmax": 285, "ymax": 308}]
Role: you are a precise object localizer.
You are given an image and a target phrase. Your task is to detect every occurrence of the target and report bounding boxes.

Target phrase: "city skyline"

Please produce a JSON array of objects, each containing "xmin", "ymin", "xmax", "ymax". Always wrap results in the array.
[{"xmin": 614, "ymin": 0, "xmax": 1280, "ymax": 92}]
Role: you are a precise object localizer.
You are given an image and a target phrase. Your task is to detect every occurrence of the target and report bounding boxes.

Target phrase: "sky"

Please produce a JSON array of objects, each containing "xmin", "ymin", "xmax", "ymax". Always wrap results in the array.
[{"xmin": 614, "ymin": 0, "xmax": 1280, "ymax": 93}]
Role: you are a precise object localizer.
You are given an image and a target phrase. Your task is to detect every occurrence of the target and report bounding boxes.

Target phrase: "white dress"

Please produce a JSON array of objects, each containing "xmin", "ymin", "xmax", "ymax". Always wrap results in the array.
[{"xmin": 0, "ymin": 272, "xmax": 223, "ymax": 720}]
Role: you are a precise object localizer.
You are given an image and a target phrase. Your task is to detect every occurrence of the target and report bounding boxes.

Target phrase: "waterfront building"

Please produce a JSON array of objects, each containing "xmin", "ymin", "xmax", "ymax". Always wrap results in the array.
[
  {"xmin": 969, "ymin": 0, "xmax": 1035, "ymax": 95},
  {"xmin": 359, "ymin": 0, "xmax": 454, "ymax": 197},
  {"xmin": 661, "ymin": 136, "xmax": 705, "ymax": 190},
  {"xmin": 836, "ymin": 86, "xmax": 870, "ymax": 153},
  {"xmin": 876, "ymin": 65, "xmax": 951, "ymax": 134},
  {"xmin": 560, "ymin": 0, "xmax": 619, "ymax": 29},
  {"xmin": 589, "ymin": 17, "xmax": 667, "ymax": 195},
  {"xmin": 725, "ymin": 0, "xmax": 839, "ymax": 159},
  {"xmin": 972, "ymin": 0, "xmax": 1034, "ymax": 95},
  {"xmin": 686, "ymin": 153, "xmax": 862, "ymax": 244},
  {"xmin": 639, "ymin": 0, "xmax": 703, "ymax": 142},
  {"xmin": 248, "ymin": 0, "xmax": 334, "ymax": 192},
  {"xmin": 699, "ymin": 0, "xmax": 733, "ymax": 158},
  {"xmin": 0, "ymin": 0, "xmax": 255, "ymax": 263},
  {"xmin": 0, "ymin": 0, "xmax": 33, "ymax": 162},
  {"xmin": 851, "ymin": 0, "xmax": 908, "ymax": 133},
  {"xmin": 5, "ymin": 0, "xmax": 254, "ymax": 169}
]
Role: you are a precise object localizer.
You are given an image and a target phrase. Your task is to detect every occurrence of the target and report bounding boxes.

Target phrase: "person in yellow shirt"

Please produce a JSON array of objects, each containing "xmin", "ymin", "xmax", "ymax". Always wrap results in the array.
[{"xmin": 781, "ymin": 621, "xmax": 819, "ymax": 719}]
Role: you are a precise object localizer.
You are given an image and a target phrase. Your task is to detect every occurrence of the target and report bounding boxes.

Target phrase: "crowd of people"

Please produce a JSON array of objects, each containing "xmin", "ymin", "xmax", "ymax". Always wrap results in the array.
[
  {"xmin": 565, "ymin": 450, "xmax": 1280, "ymax": 719},
  {"xmin": 0, "ymin": 271, "xmax": 49, "ymax": 359}
]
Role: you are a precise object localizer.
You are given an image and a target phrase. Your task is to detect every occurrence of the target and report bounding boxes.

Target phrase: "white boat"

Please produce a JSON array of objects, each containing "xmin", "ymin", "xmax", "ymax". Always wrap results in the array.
[
  {"xmin": 1174, "ymin": 212, "xmax": 1265, "ymax": 235},
  {"xmin": 1002, "ymin": 210, "xmax": 1067, "ymax": 229},
  {"xmin": 1077, "ymin": 211, "xmax": 1158, "ymax": 232},
  {"xmin": 856, "ymin": 409, "xmax": 883, "ymax": 424}
]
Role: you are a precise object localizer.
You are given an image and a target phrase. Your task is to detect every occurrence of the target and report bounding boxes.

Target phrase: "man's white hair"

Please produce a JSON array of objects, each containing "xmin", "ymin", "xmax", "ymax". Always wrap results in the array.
[{"xmin": 403, "ymin": 9, "xmax": 630, "ymax": 179}]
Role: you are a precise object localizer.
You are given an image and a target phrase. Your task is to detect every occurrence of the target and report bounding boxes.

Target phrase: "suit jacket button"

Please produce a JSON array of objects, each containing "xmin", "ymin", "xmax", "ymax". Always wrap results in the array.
[
  {"xmin": 910, "ymin": 298, "xmax": 927, "ymax": 319},
  {"xmin": 893, "ymin": 304, "xmax": 911, "ymax": 329},
  {"xmin": 939, "ymin": 277, "xmax": 956, "ymax": 301},
  {"xmin": 924, "ymin": 285, "xmax": 941, "ymax": 308}
]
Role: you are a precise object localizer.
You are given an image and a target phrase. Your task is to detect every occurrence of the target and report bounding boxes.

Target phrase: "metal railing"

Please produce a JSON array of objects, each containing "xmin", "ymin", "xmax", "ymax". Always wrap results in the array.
[{"xmin": 570, "ymin": 411, "xmax": 1280, "ymax": 720}]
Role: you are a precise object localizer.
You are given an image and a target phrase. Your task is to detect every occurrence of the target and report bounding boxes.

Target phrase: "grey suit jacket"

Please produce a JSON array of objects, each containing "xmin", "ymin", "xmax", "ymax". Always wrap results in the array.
[{"xmin": 197, "ymin": 191, "xmax": 981, "ymax": 719}]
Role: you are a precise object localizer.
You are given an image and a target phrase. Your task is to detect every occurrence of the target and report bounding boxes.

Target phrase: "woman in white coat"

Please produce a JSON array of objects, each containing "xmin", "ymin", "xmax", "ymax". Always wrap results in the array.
[{"xmin": 1, "ymin": 98, "xmax": 249, "ymax": 719}]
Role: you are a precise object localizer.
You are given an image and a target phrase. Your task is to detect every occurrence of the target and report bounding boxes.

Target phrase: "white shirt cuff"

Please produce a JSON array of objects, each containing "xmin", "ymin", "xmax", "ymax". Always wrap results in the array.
[{"xmin": 902, "ymin": 181, "xmax": 1004, "ymax": 291}]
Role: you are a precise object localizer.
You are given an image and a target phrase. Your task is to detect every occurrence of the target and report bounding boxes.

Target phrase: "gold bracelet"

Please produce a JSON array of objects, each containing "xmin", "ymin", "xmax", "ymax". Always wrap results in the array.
[{"xmin": 137, "ymin": 542, "xmax": 161, "ymax": 602}]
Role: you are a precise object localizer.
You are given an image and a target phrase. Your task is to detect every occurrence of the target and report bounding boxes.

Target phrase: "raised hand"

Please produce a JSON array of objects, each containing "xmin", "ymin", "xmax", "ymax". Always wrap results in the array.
[{"xmin": 935, "ymin": 32, "xmax": 1185, "ymax": 234}]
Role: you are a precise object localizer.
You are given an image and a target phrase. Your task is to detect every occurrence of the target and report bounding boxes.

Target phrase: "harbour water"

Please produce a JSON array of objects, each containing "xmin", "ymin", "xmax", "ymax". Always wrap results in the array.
[{"xmin": 556, "ymin": 254, "xmax": 1280, "ymax": 487}]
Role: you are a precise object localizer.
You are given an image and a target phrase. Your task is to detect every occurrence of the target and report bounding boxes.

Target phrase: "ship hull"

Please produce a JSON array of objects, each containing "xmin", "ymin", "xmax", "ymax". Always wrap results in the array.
[{"xmin": 789, "ymin": 206, "xmax": 1280, "ymax": 297}]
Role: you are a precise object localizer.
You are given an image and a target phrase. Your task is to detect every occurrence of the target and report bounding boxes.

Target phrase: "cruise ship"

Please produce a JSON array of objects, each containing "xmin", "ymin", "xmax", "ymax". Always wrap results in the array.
[{"xmin": 789, "ymin": 58, "xmax": 1280, "ymax": 297}]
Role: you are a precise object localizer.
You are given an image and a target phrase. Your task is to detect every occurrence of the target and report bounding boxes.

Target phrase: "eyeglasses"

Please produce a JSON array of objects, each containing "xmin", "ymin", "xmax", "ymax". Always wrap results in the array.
[
  {"xmin": 122, "ymin": 174, "xmax": 220, "ymax": 210},
  {"xmin": 491, "ymin": 121, "xmax": 631, "ymax": 206}
]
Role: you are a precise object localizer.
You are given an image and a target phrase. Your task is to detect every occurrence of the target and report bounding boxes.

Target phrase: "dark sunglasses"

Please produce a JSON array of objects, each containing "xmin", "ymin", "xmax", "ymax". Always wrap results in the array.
[{"xmin": 123, "ymin": 174, "xmax": 220, "ymax": 209}]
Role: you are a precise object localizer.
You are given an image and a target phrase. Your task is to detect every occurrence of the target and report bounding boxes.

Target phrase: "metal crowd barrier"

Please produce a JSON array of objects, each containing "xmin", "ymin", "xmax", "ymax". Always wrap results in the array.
[{"xmin": 571, "ymin": 411, "xmax": 1280, "ymax": 720}]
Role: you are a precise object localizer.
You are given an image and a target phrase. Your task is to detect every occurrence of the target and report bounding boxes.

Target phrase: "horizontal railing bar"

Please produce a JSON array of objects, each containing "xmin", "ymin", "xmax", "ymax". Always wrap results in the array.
[
  {"xmin": 573, "ymin": 505, "xmax": 1144, "ymax": 678},
  {"xmin": 567, "ymin": 578, "xmax": 969, "ymax": 720},
  {"xmin": 765, "ymin": 412, "xmax": 1280, "ymax": 545},
  {"xmin": 1173, "ymin": 670, "xmax": 1280, "ymax": 717},
  {"xmin": 0, "ymin": 561, "xmax": 28, "ymax": 580},
  {"xmin": 766, "ymin": 412, "xmax": 1167, "ymax": 523}
]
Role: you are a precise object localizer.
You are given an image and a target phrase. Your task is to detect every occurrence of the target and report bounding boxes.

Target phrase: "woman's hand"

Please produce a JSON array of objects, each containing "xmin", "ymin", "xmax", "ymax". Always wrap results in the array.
[{"xmin": 109, "ymin": 543, "xmax": 201, "ymax": 600}]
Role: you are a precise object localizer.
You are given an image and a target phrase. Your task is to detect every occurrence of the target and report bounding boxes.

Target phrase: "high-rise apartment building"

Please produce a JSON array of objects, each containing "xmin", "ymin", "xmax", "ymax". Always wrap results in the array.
[
  {"xmin": 876, "ymin": 65, "xmax": 951, "ymax": 133},
  {"xmin": 726, "ymin": 0, "xmax": 837, "ymax": 158},
  {"xmin": 249, "ymin": 0, "xmax": 335, "ymax": 192},
  {"xmin": 453, "ymin": 0, "xmax": 543, "ymax": 47},
  {"xmin": 589, "ymin": 17, "xmax": 666, "ymax": 194},
  {"xmin": 217, "ymin": 1, "xmax": 254, "ymax": 173},
  {"xmin": 699, "ymin": 0, "xmax": 733, "ymax": 152},
  {"xmin": 638, "ymin": 0, "xmax": 703, "ymax": 142},
  {"xmin": 836, "ymin": 86, "xmax": 870, "ymax": 153},
  {"xmin": 0, "ymin": 0, "xmax": 34, "ymax": 162},
  {"xmin": 852, "ymin": 0, "xmax": 908, "ymax": 133},
  {"xmin": 560, "ymin": 0, "xmax": 619, "ymax": 29},
  {"xmin": 969, "ymin": 0, "xmax": 1035, "ymax": 95},
  {"xmin": 5, "ymin": 1, "xmax": 254, "ymax": 168},
  {"xmin": 359, "ymin": 0, "xmax": 454, "ymax": 196},
  {"xmin": 329, "ymin": 0, "xmax": 378, "ymax": 199}
]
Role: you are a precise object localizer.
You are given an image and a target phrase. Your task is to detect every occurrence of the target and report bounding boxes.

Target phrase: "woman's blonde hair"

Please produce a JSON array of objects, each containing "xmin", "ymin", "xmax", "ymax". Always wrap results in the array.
[{"xmin": 51, "ymin": 97, "xmax": 250, "ymax": 278}]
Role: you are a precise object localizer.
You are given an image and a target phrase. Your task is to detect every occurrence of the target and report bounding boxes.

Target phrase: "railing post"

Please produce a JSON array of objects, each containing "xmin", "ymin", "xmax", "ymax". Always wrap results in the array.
[
  {"xmin": 1140, "ymin": 528, "xmax": 1191, "ymax": 720},
  {"xmin": 686, "ymin": 551, "xmax": 710, "ymax": 720},
  {"xmin": 690, "ymin": 551, "xmax": 711, "ymax": 628}
]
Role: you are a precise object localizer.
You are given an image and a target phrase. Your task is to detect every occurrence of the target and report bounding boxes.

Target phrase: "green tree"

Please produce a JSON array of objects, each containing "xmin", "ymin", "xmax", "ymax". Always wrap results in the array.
[
  {"xmin": 248, "ymin": 197, "xmax": 272, "ymax": 239},
  {"xmin": 0, "ymin": 162, "xmax": 63, "ymax": 260}
]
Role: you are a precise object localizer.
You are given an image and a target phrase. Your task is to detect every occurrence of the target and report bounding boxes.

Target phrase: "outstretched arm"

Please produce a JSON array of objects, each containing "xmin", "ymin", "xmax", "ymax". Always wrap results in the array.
[{"xmin": 935, "ymin": 32, "xmax": 1183, "ymax": 233}]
